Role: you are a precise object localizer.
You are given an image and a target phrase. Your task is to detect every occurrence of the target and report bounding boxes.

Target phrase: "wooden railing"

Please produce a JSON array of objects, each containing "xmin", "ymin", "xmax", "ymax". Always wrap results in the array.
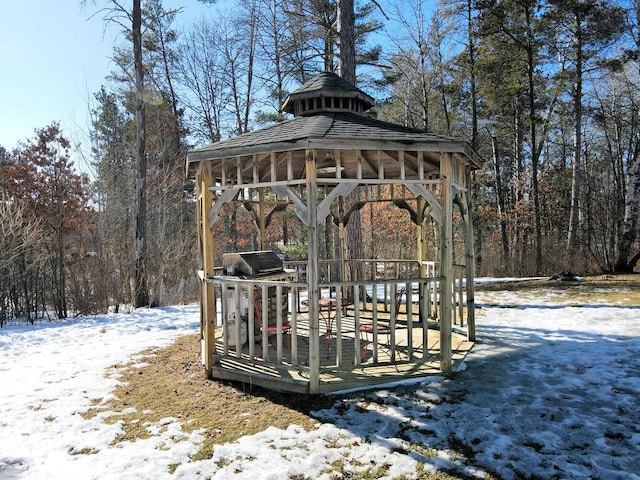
[
  {"xmin": 202, "ymin": 261, "xmax": 469, "ymax": 371},
  {"xmin": 284, "ymin": 258, "xmax": 426, "ymax": 282}
]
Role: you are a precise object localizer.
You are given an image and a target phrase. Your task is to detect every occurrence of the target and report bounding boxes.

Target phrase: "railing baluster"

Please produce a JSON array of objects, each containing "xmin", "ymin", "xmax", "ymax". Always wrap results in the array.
[
  {"xmin": 261, "ymin": 284, "xmax": 268, "ymax": 362},
  {"xmin": 234, "ymin": 285, "xmax": 242, "ymax": 358},
  {"xmin": 221, "ymin": 283, "xmax": 229, "ymax": 356},
  {"xmin": 248, "ymin": 282, "xmax": 255, "ymax": 359},
  {"xmin": 291, "ymin": 286, "xmax": 298, "ymax": 366},
  {"xmin": 422, "ymin": 280, "xmax": 429, "ymax": 357},
  {"xmin": 390, "ymin": 281, "xmax": 397, "ymax": 363},
  {"xmin": 372, "ymin": 286, "xmax": 378, "ymax": 363},
  {"xmin": 335, "ymin": 287, "xmax": 343, "ymax": 367},
  {"xmin": 406, "ymin": 281, "xmax": 413, "ymax": 361},
  {"xmin": 276, "ymin": 284, "xmax": 283, "ymax": 364}
]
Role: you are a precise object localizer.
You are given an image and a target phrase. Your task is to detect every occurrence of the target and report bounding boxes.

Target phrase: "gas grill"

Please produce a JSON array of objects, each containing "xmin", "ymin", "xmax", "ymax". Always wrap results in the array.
[
  {"xmin": 223, "ymin": 250, "xmax": 288, "ymax": 278},
  {"xmin": 222, "ymin": 251, "xmax": 297, "ymax": 342}
]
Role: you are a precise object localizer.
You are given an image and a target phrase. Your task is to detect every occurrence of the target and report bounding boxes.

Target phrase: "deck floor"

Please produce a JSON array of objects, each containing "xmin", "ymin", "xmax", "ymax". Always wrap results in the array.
[{"xmin": 210, "ymin": 315, "xmax": 473, "ymax": 394}]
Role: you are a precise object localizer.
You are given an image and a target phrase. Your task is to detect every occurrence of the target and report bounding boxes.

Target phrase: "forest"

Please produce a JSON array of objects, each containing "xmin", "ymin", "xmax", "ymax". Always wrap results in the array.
[{"xmin": 1, "ymin": 0, "xmax": 639, "ymax": 324}]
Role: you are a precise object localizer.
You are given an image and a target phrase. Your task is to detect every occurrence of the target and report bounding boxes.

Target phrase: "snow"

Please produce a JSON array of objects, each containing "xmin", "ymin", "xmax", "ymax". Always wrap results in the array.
[{"xmin": 1, "ymin": 284, "xmax": 639, "ymax": 479}]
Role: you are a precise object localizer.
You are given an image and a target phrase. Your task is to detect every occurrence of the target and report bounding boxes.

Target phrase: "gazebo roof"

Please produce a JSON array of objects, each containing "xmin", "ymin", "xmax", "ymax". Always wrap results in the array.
[
  {"xmin": 187, "ymin": 111, "xmax": 480, "ymax": 167},
  {"xmin": 187, "ymin": 72, "xmax": 481, "ymax": 171}
]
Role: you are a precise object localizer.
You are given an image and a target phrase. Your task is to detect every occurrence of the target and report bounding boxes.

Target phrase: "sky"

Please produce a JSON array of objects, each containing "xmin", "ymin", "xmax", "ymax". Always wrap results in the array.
[
  {"xmin": 0, "ymin": 1, "xmax": 217, "ymax": 159},
  {"xmin": 0, "ymin": 280, "xmax": 639, "ymax": 479},
  {"xmin": 0, "ymin": 1, "xmax": 117, "ymax": 153}
]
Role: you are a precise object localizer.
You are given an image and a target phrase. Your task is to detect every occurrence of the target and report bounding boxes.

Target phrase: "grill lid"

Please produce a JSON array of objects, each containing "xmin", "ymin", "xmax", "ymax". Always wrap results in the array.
[{"xmin": 222, "ymin": 250, "xmax": 283, "ymax": 277}]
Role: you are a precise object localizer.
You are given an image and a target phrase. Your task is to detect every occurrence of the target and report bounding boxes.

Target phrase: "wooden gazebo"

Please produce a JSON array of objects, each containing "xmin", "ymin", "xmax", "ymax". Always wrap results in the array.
[{"xmin": 186, "ymin": 72, "xmax": 480, "ymax": 394}]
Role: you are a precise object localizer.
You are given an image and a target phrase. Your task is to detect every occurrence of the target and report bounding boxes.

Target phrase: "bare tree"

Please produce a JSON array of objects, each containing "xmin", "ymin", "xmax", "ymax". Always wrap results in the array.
[
  {"xmin": 132, "ymin": 0, "xmax": 149, "ymax": 307},
  {"xmin": 85, "ymin": 0, "xmax": 149, "ymax": 307},
  {"xmin": 175, "ymin": 19, "xmax": 229, "ymax": 143},
  {"xmin": 0, "ymin": 196, "xmax": 45, "ymax": 326}
]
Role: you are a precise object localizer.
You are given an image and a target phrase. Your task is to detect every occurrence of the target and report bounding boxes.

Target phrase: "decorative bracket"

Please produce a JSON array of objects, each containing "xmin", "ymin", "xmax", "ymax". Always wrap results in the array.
[
  {"xmin": 272, "ymin": 185, "xmax": 308, "ymax": 226},
  {"xmin": 207, "ymin": 188, "xmax": 239, "ymax": 226},
  {"xmin": 405, "ymin": 183, "xmax": 443, "ymax": 224}
]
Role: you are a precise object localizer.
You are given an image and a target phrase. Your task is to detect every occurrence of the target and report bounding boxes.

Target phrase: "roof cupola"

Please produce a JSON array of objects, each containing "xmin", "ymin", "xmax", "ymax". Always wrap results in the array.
[{"xmin": 282, "ymin": 71, "xmax": 375, "ymax": 117}]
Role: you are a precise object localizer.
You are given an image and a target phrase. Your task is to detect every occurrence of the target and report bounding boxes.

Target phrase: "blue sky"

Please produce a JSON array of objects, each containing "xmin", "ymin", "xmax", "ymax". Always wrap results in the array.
[
  {"xmin": 0, "ymin": 1, "xmax": 216, "ymax": 155},
  {"xmin": 0, "ymin": 1, "xmax": 119, "ymax": 151}
]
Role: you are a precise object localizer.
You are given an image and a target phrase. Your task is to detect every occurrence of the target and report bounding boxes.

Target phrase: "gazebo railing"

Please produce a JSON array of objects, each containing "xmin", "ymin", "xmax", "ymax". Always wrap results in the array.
[
  {"xmin": 205, "ymin": 274, "xmax": 464, "ymax": 371},
  {"xmin": 284, "ymin": 258, "xmax": 426, "ymax": 282},
  {"xmin": 311, "ymin": 277, "xmax": 444, "ymax": 369},
  {"xmin": 208, "ymin": 277, "xmax": 307, "ymax": 367},
  {"xmin": 283, "ymin": 259, "xmax": 468, "ymax": 327}
]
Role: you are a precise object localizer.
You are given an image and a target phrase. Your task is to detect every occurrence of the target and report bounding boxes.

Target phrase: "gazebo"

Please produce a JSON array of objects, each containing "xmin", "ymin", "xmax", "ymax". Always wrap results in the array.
[{"xmin": 186, "ymin": 72, "xmax": 480, "ymax": 394}]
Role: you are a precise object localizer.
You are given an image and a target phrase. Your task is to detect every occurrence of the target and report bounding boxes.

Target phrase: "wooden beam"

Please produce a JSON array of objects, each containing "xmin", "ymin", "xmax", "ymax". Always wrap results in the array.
[
  {"xmin": 258, "ymin": 187, "xmax": 266, "ymax": 250},
  {"xmin": 208, "ymin": 187, "xmax": 239, "ymax": 226},
  {"xmin": 200, "ymin": 163, "xmax": 217, "ymax": 375},
  {"xmin": 272, "ymin": 185, "xmax": 309, "ymax": 226},
  {"xmin": 439, "ymin": 153, "xmax": 453, "ymax": 374},
  {"xmin": 464, "ymin": 170, "xmax": 476, "ymax": 342},
  {"xmin": 317, "ymin": 182, "xmax": 357, "ymax": 222},
  {"xmin": 416, "ymin": 196, "xmax": 427, "ymax": 325},
  {"xmin": 405, "ymin": 183, "xmax": 443, "ymax": 224},
  {"xmin": 306, "ymin": 150, "xmax": 321, "ymax": 394}
]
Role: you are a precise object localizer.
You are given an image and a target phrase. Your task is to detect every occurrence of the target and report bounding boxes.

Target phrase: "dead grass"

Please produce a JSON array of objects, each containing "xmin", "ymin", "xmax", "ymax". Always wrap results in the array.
[
  {"xmin": 83, "ymin": 333, "xmax": 335, "ymax": 462},
  {"xmin": 476, "ymin": 273, "xmax": 640, "ymax": 306}
]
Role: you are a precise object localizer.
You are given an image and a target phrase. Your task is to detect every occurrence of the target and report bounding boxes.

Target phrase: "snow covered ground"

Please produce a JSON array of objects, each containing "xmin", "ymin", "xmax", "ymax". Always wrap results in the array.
[{"xmin": 1, "ymin": 283, "xmax": 639, "ymax": 479}]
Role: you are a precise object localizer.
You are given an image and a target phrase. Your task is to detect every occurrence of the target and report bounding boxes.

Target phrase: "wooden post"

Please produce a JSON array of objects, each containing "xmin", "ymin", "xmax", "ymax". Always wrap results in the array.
[
  {"xmin": 464, "ymin": 170, "xmax": 476, "ymax": 342},
  {"xmin": 200, "ymin": 164, "xmax": 217, "ymax": 375},
  {"xmin": 258, "ymin": 187, "xmax": 266, "ymax": 250},
  {"xmin": 306, "ymin": 150, "xmax": 321, "ymax": 393},
  {"xmin": 416, "ymin": 195, "xmax": 426, "ymax": 325},
  {"xmin": 440, "ymin": 153, "xmax": 453, "ymax": 373},
  {"xmin": 338, "ymin": 196, "xmax": 346, "ymax": 302}
]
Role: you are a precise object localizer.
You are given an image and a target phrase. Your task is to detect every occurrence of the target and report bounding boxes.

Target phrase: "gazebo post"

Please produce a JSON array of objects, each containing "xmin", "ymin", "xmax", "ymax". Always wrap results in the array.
[
  {"xmin": 439, "ymin": 153, "xmax": 453, "ymax": 374},
  {"xmin": 464, "ymin": 170, "xmax": 476, "ymax": 342},
  {"xmin": 199, "ymin": 163, "xmax": 217, "ymax": 375},
  {"xmin": 416, "ymin": 195, "xmax": 427, "ymax": 324},
  {"xmin": 258, "ymin": 187, "xmax": 266, "ymax": 250},
  {"xmin": 306, "ymin": 150, "xmax": 321, "ymax": 394}
]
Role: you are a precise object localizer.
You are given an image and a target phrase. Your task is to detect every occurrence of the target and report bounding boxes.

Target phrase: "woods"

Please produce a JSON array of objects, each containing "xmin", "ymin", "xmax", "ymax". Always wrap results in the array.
[{"xmin": 1, "ymin": 0, "xmax": 640, "ymax": 323}]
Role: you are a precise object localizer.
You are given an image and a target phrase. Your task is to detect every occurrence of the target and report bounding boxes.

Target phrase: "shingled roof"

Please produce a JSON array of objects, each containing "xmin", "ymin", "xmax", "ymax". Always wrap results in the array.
[{"xmin": 187, "ymin": 72, "xmax": 481, "ymax": 169}]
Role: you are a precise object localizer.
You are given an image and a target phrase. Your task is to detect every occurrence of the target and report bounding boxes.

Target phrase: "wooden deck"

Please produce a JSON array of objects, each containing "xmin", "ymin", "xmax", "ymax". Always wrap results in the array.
[{"xmin": 209, "ymin": 317, "xmax": 473, "ymax": 394}]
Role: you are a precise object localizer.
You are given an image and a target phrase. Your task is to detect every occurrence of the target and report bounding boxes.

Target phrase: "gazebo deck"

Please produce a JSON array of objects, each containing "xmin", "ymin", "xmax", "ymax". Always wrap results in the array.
[{"xmin": 210, "ymin": 317, "xmax": 473, "ymax": 394}]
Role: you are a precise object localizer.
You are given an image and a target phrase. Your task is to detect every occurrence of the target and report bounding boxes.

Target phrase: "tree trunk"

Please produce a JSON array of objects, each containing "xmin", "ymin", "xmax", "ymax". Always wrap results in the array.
[
  {"xmin": 270, "ymin": 0, "xmax": 285, "ymax": 116},
  {"xmin": 243, "ymin": 2, "xmax": 257, "ymax": 133},
  {"xmin": 338, "ymin": 0, "xmax": 355, "ymax": 83},
  {"xmin": 513, "ymin": 99, "xmax": 525, "ymax": 276},
  {"xmin": 338, "ymin": 0, "xmax": 362, "ymax": 290},
  {"xmin": 615, "ymin": 151, "xmax": 640, "ymax": 272},
  {"xmin": 566, "ymin": 16, "xmax": 583, "ymax": 259},
  {"xmin": 489, "ymin": 131, "xmax": 509, "ymax": 270},
  {"xmin": 465, "ymin": 0, "xmax": 482, "ymax": 275},
  {"xmin": 134, "ymin": 0, "xmax": 149, "ymax": 308},
  {"xmin": 525, "ymin": 9, "xmax": 543, "ymax": 274}
]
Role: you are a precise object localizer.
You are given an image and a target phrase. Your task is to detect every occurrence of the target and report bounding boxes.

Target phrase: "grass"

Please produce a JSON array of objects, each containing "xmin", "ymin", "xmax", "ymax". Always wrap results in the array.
[
  {"xmin": 476, "ymin": 273, "xmax": 640, "ymax": 307},
  {"xmin": 82, "ymin": 333, "xmax": 480, "ymax": 479},
  {"xmin": 83, "ymin": 333, "xmax": 335, "ymax": 462}
]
